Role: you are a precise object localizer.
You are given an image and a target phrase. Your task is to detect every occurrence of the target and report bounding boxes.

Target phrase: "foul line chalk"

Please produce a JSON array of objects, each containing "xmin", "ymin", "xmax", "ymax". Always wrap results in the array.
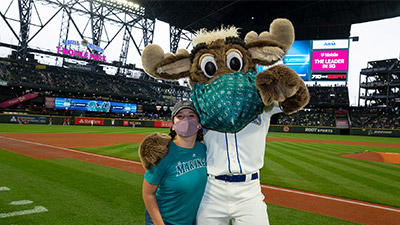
[
  {"xmin": 0, "ymin": 136, "xmax": 141, "ymax": 165},
  {"xmin": 261, "ymin": 184, "xmax": 400, "ymax": 213},
  {"xmin": 10, "ymin": 200, "xmax": 33, "ymax": 205},
  {"xmin": 0, "ymin": 206, "xmax": 48, "ymax": 218},
  {"xmin": 6, "ymin": 136, "xmax": 398, "ymax": 214},
  {"xmin": 0, "ymin": 187, "xmax": 10, "ymax": 191}
]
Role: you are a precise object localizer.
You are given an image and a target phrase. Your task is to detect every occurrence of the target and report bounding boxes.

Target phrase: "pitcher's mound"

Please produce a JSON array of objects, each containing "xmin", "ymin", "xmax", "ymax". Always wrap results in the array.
[{"xmin": 341, "ymin": 152, "xmax": 400, "ymax": 164}]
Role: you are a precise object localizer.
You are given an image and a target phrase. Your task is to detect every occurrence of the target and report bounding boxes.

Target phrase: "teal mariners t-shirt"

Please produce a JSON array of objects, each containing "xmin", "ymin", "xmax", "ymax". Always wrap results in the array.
[{"xmin": 144, "ymin": 141, "xmax": 207, "ymax": 225}]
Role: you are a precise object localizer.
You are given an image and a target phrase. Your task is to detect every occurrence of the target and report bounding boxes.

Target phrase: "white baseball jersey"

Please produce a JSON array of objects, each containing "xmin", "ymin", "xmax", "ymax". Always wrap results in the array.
[{"xmin": 203, "ymin": 101, "xmax": 282, "ymax": 176}]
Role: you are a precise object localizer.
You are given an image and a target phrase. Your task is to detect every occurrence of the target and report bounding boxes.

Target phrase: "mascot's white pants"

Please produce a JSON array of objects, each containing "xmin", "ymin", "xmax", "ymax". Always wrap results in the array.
[{"xmin": 196, "ymin": 176, "xmax": 269, "ymax": 225}]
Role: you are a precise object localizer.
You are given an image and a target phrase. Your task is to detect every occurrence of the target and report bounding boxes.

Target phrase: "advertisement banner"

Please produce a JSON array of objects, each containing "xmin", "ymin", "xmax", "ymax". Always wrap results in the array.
[
  {"xmin": 283, "ymin": 40, "xmax": 311, "ymax": 81},
  {"xmin": 64, "ymin": 62, "xmax": 95, "ymax": 72},
  {"xmin": 269, "ymin": 125, "xmax": 340, "ymax": 134},
  {"xmin": 45, "ymin": 97, "xmax": 55, "ymax": 109},
  {"xmin": 154, "ymin": 121, "xmax": 172, "ymax": 128},
  {"xmin": 0, "ymin": 79, "xmax": 7, "ymax": 86},
  {"xmin": 312, "ymin": 39, "xmax": 349, "ymax": 49},
  {"xmin": 311, "ymin": 72, "xmax": 347, "ymax": 81},
  {"xmin": 303, "ymin": 127, "xmax": 335, "ymax": 134},
  {"xmin": 55, "ymin": 97, "xmax": 137, "ymax": 113},
  {"xmin": 137, "ymin": 105, "xmax": 143, "ymax": 113},
  {"xmin": 257, "ymin": 39, "xmax": 349, "ymax": 81},
  {"xmin": 132, "ymin": 120, "xmax": 154, "ymax": 127},
  {"xmin": 75, "ymin": 117, "xmax": 104, "ymax": 125},
  {"xmin": 351, "ymin": 128, "xmax": 400, "ymax": 137},
  {"xmin": 0, "ymin": 93, "xmax": 39, "ymax": 108},
  {"xmin": 123, "ymin": 120, "xmax": 129, "ymax": 126},
  {"xmin": 311, "ymin": 50, "xmax": 348, "ymax": 71},
  {"xmin": 35, "ymin": 64, "xmax": 46, "ymax": 69},
  {"xmin": 9, "ymin": 115, "xmax": 47, "ymax": 124}
]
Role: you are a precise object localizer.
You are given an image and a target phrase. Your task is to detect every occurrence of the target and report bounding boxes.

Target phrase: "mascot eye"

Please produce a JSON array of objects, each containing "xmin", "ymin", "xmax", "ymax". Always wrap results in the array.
[
  {"xmin": 200, "ymin": 55, "xmax": 218, "ymax": 78},
  {"xmin": 226, "ymin": 50, "xmax": 243, "ymax": 71}
]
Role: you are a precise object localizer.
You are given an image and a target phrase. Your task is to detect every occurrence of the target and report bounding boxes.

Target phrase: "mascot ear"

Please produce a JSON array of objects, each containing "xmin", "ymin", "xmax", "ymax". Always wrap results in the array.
[
  {"xmin": 245, "ymin": 18, "xmax": 294, "ymax": 66},
  {"xmin": 142, "ymin": 44, "xmax": 191, "ymax": 80}
]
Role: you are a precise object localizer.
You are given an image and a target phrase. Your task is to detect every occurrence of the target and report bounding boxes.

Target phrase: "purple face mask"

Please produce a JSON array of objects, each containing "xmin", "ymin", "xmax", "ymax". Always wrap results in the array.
[{"xmin": 174, "ymin": 117, "xmax": 200, "ymax": 138}]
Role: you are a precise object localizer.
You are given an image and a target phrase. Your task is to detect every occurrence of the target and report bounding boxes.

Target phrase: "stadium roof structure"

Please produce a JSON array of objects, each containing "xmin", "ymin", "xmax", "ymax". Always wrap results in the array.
[
  {"xmin": 2, "ymin": 0, "xmax": 399, "ymax": 78},
  {"xmin": 139, "ymin": 0, "xmax": 400, "ymax": 40}
]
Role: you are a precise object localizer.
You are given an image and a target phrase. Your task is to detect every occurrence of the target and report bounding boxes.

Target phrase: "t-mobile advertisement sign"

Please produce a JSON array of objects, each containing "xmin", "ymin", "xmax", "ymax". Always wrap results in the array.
[{"xmin": 311, "ymin": 50, "xmax": 348, "ymax": 71}]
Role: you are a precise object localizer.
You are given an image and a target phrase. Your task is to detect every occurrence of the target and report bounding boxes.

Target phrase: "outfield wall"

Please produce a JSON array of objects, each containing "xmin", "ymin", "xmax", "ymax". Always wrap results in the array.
[
  {"xmin": 1, "ymin": 114, "xmax": 399, "ymax": 137},
  {"xmin": 270, "ymin": 125, "xmax": 341, "ymax": 135},
  {"xmin": 268, "ymin": 125, "xmax": 400, "ymax": 137},
  {"xmin": 350, "ymin": 128, "xmax": 400, "ymax": 137},
  {"xmin": 0, "ymin": 114, "xmax": 172, "ymax": 128}
]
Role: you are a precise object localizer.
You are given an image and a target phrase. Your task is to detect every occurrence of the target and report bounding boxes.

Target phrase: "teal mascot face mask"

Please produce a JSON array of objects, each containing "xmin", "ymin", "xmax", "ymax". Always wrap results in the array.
[{"xmin": 190, "ymin": 69, "xmax": 264, "ymax": 132}]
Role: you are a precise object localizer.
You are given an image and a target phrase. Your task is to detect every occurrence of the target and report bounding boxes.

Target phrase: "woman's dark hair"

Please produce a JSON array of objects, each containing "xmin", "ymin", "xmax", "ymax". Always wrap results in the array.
[{"xmin": 169, "ymin": 127, "xmax": 204, "ymax": 142}]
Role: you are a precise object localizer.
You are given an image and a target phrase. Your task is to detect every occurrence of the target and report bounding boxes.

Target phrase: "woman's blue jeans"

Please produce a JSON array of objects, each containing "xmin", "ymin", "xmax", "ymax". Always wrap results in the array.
[{"xmin": 145, "ymin": 209, "xmax": 196, "ymax": 225}]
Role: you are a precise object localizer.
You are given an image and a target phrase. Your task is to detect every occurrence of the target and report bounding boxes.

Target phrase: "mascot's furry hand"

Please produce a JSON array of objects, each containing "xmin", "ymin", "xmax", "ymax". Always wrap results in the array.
[
  {"xmin": 255, "ymin": 65, "xmax": 309, "ymax": 114},
  {"xmin": 139, "ymin": 132, "xmax": 171, "ymax": 170},
  {"xmin": 244, "ymin": 19, "xmax": 309, "ymax": 114}
]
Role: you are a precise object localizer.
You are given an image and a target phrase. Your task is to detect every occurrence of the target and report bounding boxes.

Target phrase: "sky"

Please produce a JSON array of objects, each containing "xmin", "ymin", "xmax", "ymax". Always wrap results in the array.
[
  {"xmin": 0, "ymin": 0, "xmax": 399, "ymax": 107},
  {"xmin": 347, "ymin": 17, "xmax": 400, "ymax": 106}
]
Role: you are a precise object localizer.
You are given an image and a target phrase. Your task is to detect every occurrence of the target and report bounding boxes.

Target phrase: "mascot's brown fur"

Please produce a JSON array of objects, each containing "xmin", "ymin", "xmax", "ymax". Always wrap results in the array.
[
  {"xmin": 138, "ymin": 132, "xmax": 171, "ymax": 170},
  {"xmin": 139, "ymin": 18, "xmax": 309, "ymax": 168}
]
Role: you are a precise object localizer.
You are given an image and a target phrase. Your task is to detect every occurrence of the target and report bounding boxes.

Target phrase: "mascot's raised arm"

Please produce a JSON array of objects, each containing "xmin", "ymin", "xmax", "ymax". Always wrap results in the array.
[{"xmin": 140, "ymin": 18, "xmax": 309, "ymax": 224}]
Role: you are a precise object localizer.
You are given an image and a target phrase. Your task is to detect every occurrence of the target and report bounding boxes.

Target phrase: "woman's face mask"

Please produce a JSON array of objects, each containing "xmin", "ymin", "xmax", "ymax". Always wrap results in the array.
[{"xmin": 173, "ymin": 117, "xmax": 201, "ymax": 137}]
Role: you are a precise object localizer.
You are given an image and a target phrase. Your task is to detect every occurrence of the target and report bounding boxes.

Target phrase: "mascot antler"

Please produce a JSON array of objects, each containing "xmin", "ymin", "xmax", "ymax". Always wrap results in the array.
[
  {"xmin": 245, "ymin": 18, "xmax": 294, "ymax": 66},
  {"xmin": 142, "ymin": 45, "xmax": 191, "ymax": 80}
]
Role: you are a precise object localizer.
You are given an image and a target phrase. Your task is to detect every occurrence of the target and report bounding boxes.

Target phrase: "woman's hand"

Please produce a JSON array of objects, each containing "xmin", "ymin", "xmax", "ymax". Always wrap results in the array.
[{"xmin": 142, "ymin": 179, "xmax": 165, "ymax": 225}]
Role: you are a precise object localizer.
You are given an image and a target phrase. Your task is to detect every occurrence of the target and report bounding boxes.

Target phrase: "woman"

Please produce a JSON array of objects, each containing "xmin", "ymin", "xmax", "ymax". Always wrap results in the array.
[{"xmin": 140, "ymin": 101, "xmax": 207, "ymax": 225}]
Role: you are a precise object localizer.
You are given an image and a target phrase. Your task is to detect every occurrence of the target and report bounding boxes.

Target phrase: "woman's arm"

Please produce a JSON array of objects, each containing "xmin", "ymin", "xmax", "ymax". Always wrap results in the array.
[{"xmin": 142, "ymin": 179, "xmax": 165, "ymax": 225}]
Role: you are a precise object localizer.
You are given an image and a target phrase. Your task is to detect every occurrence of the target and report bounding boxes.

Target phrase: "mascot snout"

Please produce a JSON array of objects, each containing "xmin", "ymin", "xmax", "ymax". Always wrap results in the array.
[{"xmin": 190, "ymin": 69, "xmax": 264, "ymax": 132}]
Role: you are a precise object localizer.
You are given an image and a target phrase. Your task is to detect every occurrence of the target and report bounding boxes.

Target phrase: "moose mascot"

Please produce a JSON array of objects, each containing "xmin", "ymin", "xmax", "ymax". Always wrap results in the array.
[{"xmin": 139, "ymin": 18, "xmax": 309, "ymax": 224}]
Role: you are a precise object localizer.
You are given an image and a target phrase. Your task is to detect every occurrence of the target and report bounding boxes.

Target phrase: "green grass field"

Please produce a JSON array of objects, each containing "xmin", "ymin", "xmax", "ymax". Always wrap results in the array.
[{"xmin": 1, "ymin": 124, "xmax": 400, "ymax": 224}]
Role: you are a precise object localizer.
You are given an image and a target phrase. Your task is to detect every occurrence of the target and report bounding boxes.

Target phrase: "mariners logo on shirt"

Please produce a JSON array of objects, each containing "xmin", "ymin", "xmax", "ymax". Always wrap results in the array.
[{"xmin": 176, "ymin": 159, "xmax": 206, "ymax": 177}]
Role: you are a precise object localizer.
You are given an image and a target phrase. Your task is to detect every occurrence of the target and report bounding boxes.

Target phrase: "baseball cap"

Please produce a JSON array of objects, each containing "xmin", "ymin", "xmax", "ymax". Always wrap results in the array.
[{"xmin": 171, "ymin": 101, "xmax": 198, "ymax": 119}]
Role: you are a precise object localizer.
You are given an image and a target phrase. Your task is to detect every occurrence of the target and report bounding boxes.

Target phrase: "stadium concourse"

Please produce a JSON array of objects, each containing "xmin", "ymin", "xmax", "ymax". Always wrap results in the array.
[{"xmin": 0, "ymin": 57, "xmax": 399, "ymax": 131}]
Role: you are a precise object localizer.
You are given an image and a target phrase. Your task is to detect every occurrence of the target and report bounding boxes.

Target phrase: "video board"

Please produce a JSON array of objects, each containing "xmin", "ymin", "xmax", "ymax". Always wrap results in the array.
[
  {"xmin": 283, "ymin": 40, "xmax": 311, "ymax": 81},
  {"xmin": 310, "ymin": 39, "xmax": 349, "ymax": 81},
  {"xmin": 53, "ymin": 97, "xmax": 137, "ymax": 113},
  {"xmin": 260, "ymin": 39, "xmax": 349, "ymax": 81}
]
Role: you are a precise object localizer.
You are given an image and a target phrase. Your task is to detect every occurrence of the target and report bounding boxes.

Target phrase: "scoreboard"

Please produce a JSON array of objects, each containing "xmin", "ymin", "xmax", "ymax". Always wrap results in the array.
[
  {"xmin": 276, "ymin": 39, "xmax": 350, "ymax": 81},
  {"xmin": 310, "ymin": 40, "xmax": 349, "ymax": 81}
]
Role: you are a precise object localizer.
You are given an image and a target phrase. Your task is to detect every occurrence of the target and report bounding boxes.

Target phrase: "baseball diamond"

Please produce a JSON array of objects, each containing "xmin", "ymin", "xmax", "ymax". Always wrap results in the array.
[{"xmin": 1, "ymin": 126, "xmax": 399, "ymax": 224}]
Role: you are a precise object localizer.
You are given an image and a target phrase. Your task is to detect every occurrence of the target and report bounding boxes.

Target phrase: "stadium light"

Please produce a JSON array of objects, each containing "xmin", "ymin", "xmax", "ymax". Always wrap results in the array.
[{"xmin": 94, "ymin": 0, "xmax": 145, "ymax": 16}]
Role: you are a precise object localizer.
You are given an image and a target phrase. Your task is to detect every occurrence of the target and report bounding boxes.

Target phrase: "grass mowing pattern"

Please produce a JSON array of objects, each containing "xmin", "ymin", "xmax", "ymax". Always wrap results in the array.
[
  {"xmin": 0, "ymin": 123, "xmax": 170, "ymax": 134},
  {"xmin": 0, "ymin": 150, "xmax": 145, "ymax": 224},
  {"xmin": 74, "ymin": 130, "xmax": 400, "ymax": 208},
  {"xmin": 74, "ymin": 143, "xmax": 141, "ymax": 161},
  {"xmin": 262, "ymin": 141, "xmax": 400, "ymax": 207},
  {"xmin": 1, "ymin": 123, "xmax": 398, "ymax": 223},
  {"xmin": 0, "ymin": 149, "xmax": 356, "ymax": 225},
  {"xmin": 77, "ymin": 140, "xmax": 400, "ymax": 208},
  {"xmin": 268, "ymin": 131, "xmax": 400, "ymax": 144}
]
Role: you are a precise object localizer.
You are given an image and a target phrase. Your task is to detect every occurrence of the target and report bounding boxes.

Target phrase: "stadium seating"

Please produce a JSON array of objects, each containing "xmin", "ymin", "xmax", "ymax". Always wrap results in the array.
[{"xmin": 1, "ymin": 58, "xmax": 398, "ymax": 129}]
